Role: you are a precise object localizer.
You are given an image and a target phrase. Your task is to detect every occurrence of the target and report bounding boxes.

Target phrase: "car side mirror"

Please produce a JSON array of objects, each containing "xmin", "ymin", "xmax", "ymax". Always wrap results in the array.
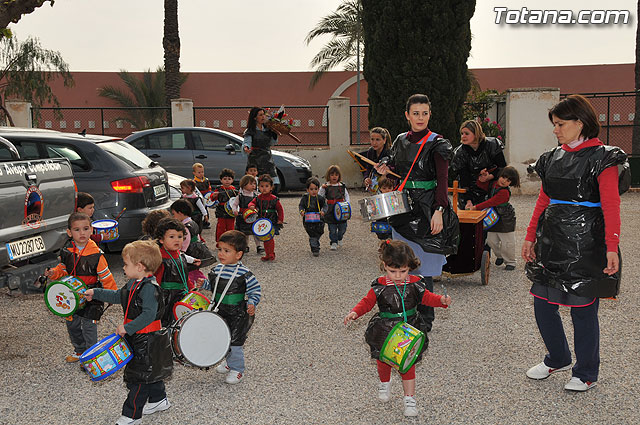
[{"xmin": 225, "ymin": 144, "xmax": 236, "ymax": 155}]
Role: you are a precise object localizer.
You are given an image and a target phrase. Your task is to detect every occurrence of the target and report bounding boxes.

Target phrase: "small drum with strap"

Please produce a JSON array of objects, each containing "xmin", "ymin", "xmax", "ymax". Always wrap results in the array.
[
  {"xmin": 304, "ymin": 212, "xmax": 322, "ymax": 223},
  {"xmin": 252, "ymin": 218, "xmax": 275, "ymax": 241},
  {"xmin": 379, "ymin": 321, "xmax": 425, "ymax": 374},
  {"xmin": 359, "ymin": 191, "xmax": 411, "ymax": 221},
  {"xmin": 173, "ymin": 291, "xmax": 211, "ymax": 320},
  {"xmin": 80, "ymin": 333, "xmax": 133, "ymax": 381},
  {"xmin": 44, "ymin": 276, "xmax": 87, "ymax": 317},
  {"xmin": 482, "ymin": 207, "xmax": 500, "ymax": 230},
  {"xmin": 224, "ymin": 197, "xmax": 238, "ymax": 216},
  {"xmin": 171, "ymin": 310, "xmax": 231, "ymax": 368},
  {"xmin": 204, "ymin": 192, "xmax": 218, "ymax": 208},
  {"xmin": 243, "ymin": 208, "xmax": 258, "ymax": 224},
  {"xmin": 333, "ymin": 202, "xmax": 351, "ymax": 221},
  {"xmin": 92, "ymin": 219, "xmax": 119, "ymax": 242}
]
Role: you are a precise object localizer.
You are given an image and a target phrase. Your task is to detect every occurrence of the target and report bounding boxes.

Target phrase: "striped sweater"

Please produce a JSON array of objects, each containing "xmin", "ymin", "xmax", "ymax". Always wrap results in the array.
[{"xmin": 211, "ymin": 262, "xmax": 261, "ymax": 306}]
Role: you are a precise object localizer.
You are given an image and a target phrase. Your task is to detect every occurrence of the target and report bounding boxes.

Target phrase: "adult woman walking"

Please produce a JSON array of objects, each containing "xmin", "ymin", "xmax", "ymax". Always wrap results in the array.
[
  {"xmin": 362, "ymin": 127, "xmax": 393, "ymax": 192},
  {"xmin": 243, "ymin": 107, "xmax": 279, "ymax": 186},
  {"xmin": 522, "ymin": 94, "xmax": 629, "ymax": 391},
  {"xmin": 450, "ymin": 120, "xmax": 506, "ymax": 209}
]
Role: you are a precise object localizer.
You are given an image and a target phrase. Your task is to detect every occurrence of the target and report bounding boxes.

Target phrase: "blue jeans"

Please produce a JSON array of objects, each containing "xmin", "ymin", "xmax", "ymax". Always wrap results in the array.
[
  {"xmin": 66, "ymin": 314, "xmax": 97, "ymax": 354},
  {"xmin": 226, "ymin": 345, "xmax": 245, "ymax": 373},
  {"xmin": 328, "ymin": 222, "xmax": 347, "ymax": 244}
]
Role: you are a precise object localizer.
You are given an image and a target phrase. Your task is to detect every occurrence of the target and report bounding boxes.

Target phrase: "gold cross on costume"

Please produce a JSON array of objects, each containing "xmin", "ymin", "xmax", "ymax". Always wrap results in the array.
[{"xmin": 448, "ymin": 180, "xmax": 466, "ymax": 214}]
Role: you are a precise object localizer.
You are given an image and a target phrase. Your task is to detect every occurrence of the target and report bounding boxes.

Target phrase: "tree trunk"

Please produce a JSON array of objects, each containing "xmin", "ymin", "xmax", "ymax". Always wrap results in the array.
[
  {"xmin": 163, "ymin": 0, "xmax": 180, "ymax": 115},
  {"xmin": 633, "ymin": 0, "xmax": 640, "ymax": 156}
]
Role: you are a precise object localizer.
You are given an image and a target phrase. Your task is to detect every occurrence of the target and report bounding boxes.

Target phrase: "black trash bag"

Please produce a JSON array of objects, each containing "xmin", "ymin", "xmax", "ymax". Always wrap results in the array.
[
  {"xmin": 185, "ymin": 240, "xmax": 215, "ymax": 271},
  {"xmin": 124, "ymin": 328, "xmax": 173, "ymax": 384},
  {"xmin": 217, "ymin": 302, "xmax": 254, "ymax": 346}
]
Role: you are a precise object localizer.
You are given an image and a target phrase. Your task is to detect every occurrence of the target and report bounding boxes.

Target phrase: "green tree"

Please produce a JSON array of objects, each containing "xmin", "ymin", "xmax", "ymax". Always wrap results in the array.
[
  {"xmin": 305, "ymin": 0, "xmax": 363, "ymax": 88},
  {"xmin": 0, "ymin": 0, "xmax": 54, "ymax": 40},
  {"xmin": 362, "ymin": 0, "xmax": 476, "ymax": 142},
  {"xmin": 163, "ymin": 0, "xmax": 180, "ymax": 110},
  {"xmin": 0, "ymin": 35, "xmax": 73, "ymax": 125},
  {"xmin": 98, "ymin": 67, "xmax": 187, "ymax": 129}
]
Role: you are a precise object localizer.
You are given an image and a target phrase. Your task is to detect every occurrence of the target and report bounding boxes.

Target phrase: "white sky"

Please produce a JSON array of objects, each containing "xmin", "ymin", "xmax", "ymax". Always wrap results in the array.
[{"xmin": 8, "ymin": 0, "xmax": 636, "ymax": 72}]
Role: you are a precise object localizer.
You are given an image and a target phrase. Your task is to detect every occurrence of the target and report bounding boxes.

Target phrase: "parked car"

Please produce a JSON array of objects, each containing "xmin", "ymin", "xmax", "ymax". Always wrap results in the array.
[
  {"xmin": 0, "ymin": 128, "xmax": 173, "ymax": 251},
  {"xmin": 123, "ymin": 127, "xmax": 313, "ymax": 191}
]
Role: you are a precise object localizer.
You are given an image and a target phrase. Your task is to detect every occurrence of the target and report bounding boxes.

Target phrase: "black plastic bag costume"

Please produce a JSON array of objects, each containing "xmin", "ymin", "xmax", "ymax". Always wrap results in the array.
[
  {"xmin": 299, "ymin": 194, "xmax": 325, "ymax": 238},
  {"xmin": 487, "ymin": 185, "xmax": 515, "ymax": 233},
  {"xmin": 244, "ymin": 127, "xmax": 278, "ymax": 178},
  {"xmin": 383, "ymin": 133, "xmax": 459, "ymax": 255},
  {"xmin": 364, "ymin": 277, "xmax": 431, "ymax": 361},
  {"xmin": 450, "ymin": 137, "xmax": 506, "ymax": 207},
  {"xmin": 121, "ymin": 278, "xmax": 173, "ymax": 384},
  {"xmin": 525, "ymin": 145, "xmax": 629, "ymax": 298}
]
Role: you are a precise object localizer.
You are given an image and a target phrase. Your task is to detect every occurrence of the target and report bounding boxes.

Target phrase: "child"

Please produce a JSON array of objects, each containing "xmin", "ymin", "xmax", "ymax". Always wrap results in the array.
[
  {"xmin": 84, "ymin": 240, "xmax": 173, "ymax": 425},
  {"xmin": 246, "ymin": 164, "xmax": 259, "ymax": 186},
  {"xmin": 470, "ymin": 165, "xmax": 521, "ymax": 271},
  {"xmin": 210, "ymin": 168, "xmax": 238, "ymax": 242},
  {"xmin": 298, "ymin": 177, "xmax": 326, "ymax": 257},
  {"xmin": 45, "ymin": 212, "xmax": 117, "ymax": 362},
  {"xmin": 76, "ymin": 192, "xmax": 105, "ymax": 244},
  {"xmin": 210, "ymin": 230, "xmax": 261, "ymax": 384},
  {"xmin": 153, "ymin": 218, "xmax": 197, "ymax": 327},
  {"xmin": 180, "ymin": 179, "xmax": 208, "ymax": 232},
  {"xmin": 229, "ymin": 174, "xmax": 263, "ymax": 254},
  {"xmin": 371, "ymin": 177, "xmax": 394, "ymax": 241},
  {"xmin": 140, "ymin": 209, "xmax": 171, "ymax": 241},
  {"xmin": 344, "ymin": 240, "xmax": 452, "ymax": 417},
  {"xmin": 248, "ymin": 174, "xmax": 284, "ymax": 261},
  {"xmin": 318, "ymin": 165, "xmax": 350, "ymax": 250},
  {"xmin": 193, "ymin": 162, "xmax": 213, "ymax": 229}
]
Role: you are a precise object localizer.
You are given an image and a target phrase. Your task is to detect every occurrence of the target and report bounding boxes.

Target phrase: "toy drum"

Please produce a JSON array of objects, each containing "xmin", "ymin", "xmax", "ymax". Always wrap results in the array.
[
  {"xmin": 359, "ymin": 191, "xmax": 411, "ymax": 221},
  {"xmin": 243, "ymin": 208, "xmax": 258, "ymax": 224},
  {"xmin": 252, "ymin": 218, "xmax": 275, "ymax": 241},
  {"xmin": 171, "ymin": 310, "xmax": 230, "ymax": 368},
  {"xmin": 80, "ymin": 333, "xmax": 133, "ymax": 381},
  {"xmin": 371, "ymin": 221, "xmax": 392, "ymax": 234},
  {"xmin": 482, "ymin": 207, "xmax": 500, "ymax": 230},
  {"xmin": 44, "ymin": 276, "xmax": 87, "ymax": 317},
  {"xmin": 92, "ymin": 219, "xmax": 119, "ymax": 242},
  {"xmin": 379, "ymin": 321, "xmax": 425, "ymax": 374},
  {"xmin": 224, "ymin": 197, "xmax": 237, "ymax": 216},
  {"xmin": 204, "ymin": 192, "xmax": 218, "ymax": 208},
  {"xmin": 333, "ymin": 202, "xmax": 351, "ymax": 221},
  {"xmin": 173, "ymin": 291, "xmax": 211, "ymax": 320},
  {"xmin": 304, "ymin": 212, "xmax": 321, "ymax": 223}
]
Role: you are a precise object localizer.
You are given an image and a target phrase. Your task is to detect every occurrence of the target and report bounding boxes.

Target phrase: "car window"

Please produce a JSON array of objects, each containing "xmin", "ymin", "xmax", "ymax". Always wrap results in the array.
[
  {"xmin": 44, "ymin": 143, "xmax": 90, "ymax": 172},
  {"xmin": 99, "ymin": 140, "xmax": 153, "ymax": 170},
  {"xmin": 0, "ymin": 144, "xmax": 14, "ymax": 160},
  {"xmin": 129, "ymin": 136, "xmax": 147, "ymax": 150},
  {"xmin": 12, "ymin": 141, "xmax": 40, "ymax": 160},
  {"xmin": 192, "ymin": 131, "xmax": 230, "ymax": 151},
  {"xmin": 148, "ymin": 132, "xmax": 187, "ymax": 150}
]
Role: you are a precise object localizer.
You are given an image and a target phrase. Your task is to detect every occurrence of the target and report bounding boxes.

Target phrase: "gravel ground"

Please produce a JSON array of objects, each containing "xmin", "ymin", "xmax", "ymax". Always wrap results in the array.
[{"xmin": 1, "ymin": 191, "xmax": 639, "ymax": 425}]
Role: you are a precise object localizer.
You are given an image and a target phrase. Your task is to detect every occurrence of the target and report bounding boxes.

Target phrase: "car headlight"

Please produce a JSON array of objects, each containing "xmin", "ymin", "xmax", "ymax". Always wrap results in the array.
[{"xmin": 282, "ymin": 156, "xmax": 310, "ymax": 169}]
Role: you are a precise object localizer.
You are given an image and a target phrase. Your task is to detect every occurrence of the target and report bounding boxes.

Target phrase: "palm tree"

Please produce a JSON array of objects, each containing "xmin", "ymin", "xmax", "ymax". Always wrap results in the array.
[
  {"xmin": 305, "ymin": 0, "xmax": 363, "ymax": 89},
  {"xmin": 163, "ymin": 0, "xmax": 181, "ymax": 110}
]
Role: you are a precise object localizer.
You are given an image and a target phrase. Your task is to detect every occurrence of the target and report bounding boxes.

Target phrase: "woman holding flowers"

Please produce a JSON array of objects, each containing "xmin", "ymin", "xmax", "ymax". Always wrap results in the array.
[{"xmin": 243, "ymin": 107, "xmax": 280, "ymax": 186}]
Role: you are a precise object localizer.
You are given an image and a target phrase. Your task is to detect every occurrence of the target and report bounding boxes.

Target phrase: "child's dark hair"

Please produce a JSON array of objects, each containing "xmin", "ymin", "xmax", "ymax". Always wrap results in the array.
[
  {"xmin": 220, "ymin": 168, "xmax": 235, "ymax": 179},
  {"xmin": 170, "ymin": 199, "xmax": 194, "ymax": 216},
  {"xmin": 498, "ymin": 166, "xmax": 521, "ymax": 188},
  {"xmin": 258, "ymin": 174, "xmax": 273, "ymax": 185},
  {"xmin": 76, "ymin": 192, "xmax": 95, "ymax": 209},
  {"xmin": 68, "ymin": 212, "xmax": 91, "ymax": 228},
  {"xmin": 239, "ymin": 174, "xmax": 256, "ymax": 189},
  {"xmin": 245, "ymin": 163, "xmax": 258, "ymax": 172},
  {"xmin": 219, "ymin": 230, "xmax": 248, "ymax": 255},
  {"xmin": 180, "ymin": 179, "xmax": 196, "ymax": 191},
  {"xmin": 154, "ymin": 217, "xmax": 186, "ymax": 240},
  {"xmin": 141, "ymin": 209, "xmax": 171, "ymax": 236},
  {"xmin": 306, "ymin": 177, "xmax": 321, "ymax": 189},
  {"xmin": 378, "ymin": 240, "xmax": 421, "ymax": 271},
  {"xmin": 378, "ymin": 176, "xmax": 394, "ymax": 190},
  {"xmin": 324, "ymin": 165, "xmax": 342, "ymax": 182}
]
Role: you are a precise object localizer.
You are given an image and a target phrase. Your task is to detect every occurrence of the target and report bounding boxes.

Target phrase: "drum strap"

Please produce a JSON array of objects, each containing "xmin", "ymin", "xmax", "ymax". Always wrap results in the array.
[
  {"xmin": 397, "ymin": 132, "xmax": 432, "ymax": 192},
  {"xmin": 210, "ymin": 264, "xmax": 241, "ymax": 313},
  {"xmin": 307, "ymin": 195, "xmax": 320, "ymax": 212},
  {"xmin": 388, "ymin": 277, "xmax": 409, "ymax": 322},
  {"xmin": 122, "ymin": 278, "xmax": 161, "ymax": 333}
]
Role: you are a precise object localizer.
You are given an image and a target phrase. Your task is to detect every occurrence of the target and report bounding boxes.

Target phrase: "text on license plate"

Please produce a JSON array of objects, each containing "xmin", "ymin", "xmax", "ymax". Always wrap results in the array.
[
  {"xmin": 7, "ymin": 235, "xmax": 46, "ymax": 261},
  {"xmin": 153, "ymin": 184, "xmax": 167, "ymax": 197}
]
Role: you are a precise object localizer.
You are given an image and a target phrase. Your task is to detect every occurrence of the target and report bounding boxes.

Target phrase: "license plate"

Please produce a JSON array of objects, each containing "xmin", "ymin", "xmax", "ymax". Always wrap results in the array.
[
  {"xmin": 6, "ymin": 235, "xmax": 46, "ymax": 261},
  {"xmin": 153, "ymin": 184, "xmax": 167, "ymax": 197}
]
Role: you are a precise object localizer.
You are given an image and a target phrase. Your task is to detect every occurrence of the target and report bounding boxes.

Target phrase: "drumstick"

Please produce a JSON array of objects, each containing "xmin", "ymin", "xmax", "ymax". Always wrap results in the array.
[
  {"xmin": 440, "ymin": 283, "xmax": 448, "ymax": 298},
  {"xmin": 115, "ymin": 207, "xmax": 127, "ymax": 221},
  {"xmin": 347, "ymin": 150, "xmax": 401, "ymax": 178}
]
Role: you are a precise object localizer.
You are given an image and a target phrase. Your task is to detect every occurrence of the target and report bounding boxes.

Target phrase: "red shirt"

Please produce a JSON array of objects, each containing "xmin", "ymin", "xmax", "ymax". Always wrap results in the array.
[
  {"xmin": 154, "ymin": 248, "xmax": 194, "ymax": 290},
  {"xmin": 475, "ymin": 181, "xmax": 510, "ymax": 210},
  {"xmin": 249, "ymin": 193, "xmax": 284, "ymax": 223}
]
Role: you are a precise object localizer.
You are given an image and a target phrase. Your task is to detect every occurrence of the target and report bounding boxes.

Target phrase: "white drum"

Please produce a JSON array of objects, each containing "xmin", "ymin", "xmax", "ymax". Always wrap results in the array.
[
  {"xmin": 171, "ymin": 310, "xmax": 230, "ymax": 368},
  {"xmin": 358, "ymin": 190, "xmax": 411, "ymax": 221}
]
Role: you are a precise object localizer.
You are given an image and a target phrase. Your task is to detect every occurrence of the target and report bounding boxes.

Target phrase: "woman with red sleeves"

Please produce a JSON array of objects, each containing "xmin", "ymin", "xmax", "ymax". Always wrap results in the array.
[{"xmin": 522, "ymin": 94, "xmax": 629, "ymax": 392}]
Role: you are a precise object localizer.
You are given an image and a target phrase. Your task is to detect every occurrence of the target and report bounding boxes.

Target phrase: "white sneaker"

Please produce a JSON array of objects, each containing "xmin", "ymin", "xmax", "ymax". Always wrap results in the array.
[
  {"xmin": 226, "ymin": 370, "xmax": 244, "ymax": 384},
  {"xmin": 330, "ymin": 243, "xmax": 338, "ymax": 251},
  {"xmin": 564, "ymin": 376, "xmax": 597, "ymax": 391},
  {"xmin": 216, "ymin": 360, "xmax": 229, "ymax": 374},
  {"xmin": 142, "ymin": 397, "xmax": 171, "ymax": 415},
  {"xmin": 403, "ymin": 395, "xmax": 418, "ymax": 417},
  {"xmin": 526, "ymin": 361, "xmax": 571, "ymax": 380},
  {"xmin": 337, "ymin": 240, "xmax": 343, "ymax": 247},
  {"xmin": 378, "ymin": 381, "xmax": 391, "ymax": 402},
  {"xmin": 115, "ymin": 416, "xmax": 141, "ymax": 425}
]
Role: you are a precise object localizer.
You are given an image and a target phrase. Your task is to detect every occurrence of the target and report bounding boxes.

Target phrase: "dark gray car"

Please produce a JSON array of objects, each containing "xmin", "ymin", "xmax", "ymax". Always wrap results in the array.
[
  {"xmin": 123, "ymin": 127, "xmax": 312, "ymax": 190},
  {"xmin": 0, "ymin": 128, "xmax": 173, "ymax": 250}
]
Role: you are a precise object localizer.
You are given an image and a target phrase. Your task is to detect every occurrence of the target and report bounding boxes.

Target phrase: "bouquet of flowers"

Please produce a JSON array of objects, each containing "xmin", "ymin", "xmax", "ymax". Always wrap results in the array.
[{"xmin": 265, "ymin": 105, "xmax": 301, "ymax": 143}]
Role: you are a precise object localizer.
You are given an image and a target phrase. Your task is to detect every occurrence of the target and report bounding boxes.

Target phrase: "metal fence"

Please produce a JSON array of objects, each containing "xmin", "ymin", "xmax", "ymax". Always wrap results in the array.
[
  {"xmin": 32, "ymin": 107, "xmax": 170, "ymax": 138},
  {"xmin": 193, "ymin": 106, "xmax": 329, "ymax": 147},
  {"xmin": 350, "ymin": 105, "xmax": 370, "ymax": 145}
]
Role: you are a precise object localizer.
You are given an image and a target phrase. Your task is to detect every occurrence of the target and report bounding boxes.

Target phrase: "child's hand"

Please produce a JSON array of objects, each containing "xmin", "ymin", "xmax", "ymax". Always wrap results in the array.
[
  {"xmin": 465, "ymin": 200, "xmax": 474, "ymax": 210},
  {"xmin": 299, "ymin": 210, "xmax": 305, "ymax": 216},
  {"xmin": 193, "ymin": 259, "xmax": 202, "ymax": 267},
  {"xmin": 44, "ymin": 268, "xmax": 54, "ymax": 278},
  {"xmin": 247, "ymin": 304, "xmax": 256, "ymax": 316},
  {"xmin": 83, "ymin": 289, "xmax": 94, "ymax": 302},
  {"xmin": 468, "ymin": 204, "xmax": 477, "ymax": 211},
  {"xmin": 116, "ymin": 324, "xmax": 127, "ymax": 336},
  {"xmin": 343, "ymin": 311, "xmax": 357, "ymax": 325},
  {"xmin": 321, "ymin": 183, "xmax": 328, "ymax": 189},
  {"xmin": 441, "ymin": 295, "xmax": 452, "ymax": 306},
  {"xmin": 196, "ymin": 277, "xmax": 205, "ymax": 287},
  {"xmin": 277, "ymin": 221, "xmax": 283, "ymax": 225}
]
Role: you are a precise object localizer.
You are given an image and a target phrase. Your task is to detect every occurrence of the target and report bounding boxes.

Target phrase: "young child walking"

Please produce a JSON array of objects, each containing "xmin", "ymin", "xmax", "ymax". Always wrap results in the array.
[
  {"xmin": 140, "ymin": 210, "xmax": 171, "ymax": 241},
  {"xmin": 298, "ymin": 177, "xmax": 326, "ymax": 257},
  {"xmin": 210, "ymin": 230, "xmax": 262, "ymax": 384},
  {"xmin": 229, "ymin": 174, "xmax": 263, "ymax": 254},
  {"xmin": 192, "ymin": 162, "xmax": 213, "ymax": 229},
  {"xmin": 470, "ymin": 165, "xmax": 521, "ymax": 270},
  {"xmin": 211, "ymin": 168, "xmax": 238, "ymax": 242},
  {"xmin": 344, "ymin": 240, "xmax": 452, "ymax": 417},
  {"xmin": 180, "ymin": 179, "xmax": 208, "ymax": 232},
  {"xmin": 371, "ymin": 177, "xmax": 394, "ymax": 241},
  {"xmin": 84, "ymin": 240, "xmax": 173, "ymax": 425},
  {"xmin": 45, "ymin": 212, "xmax": 117, "ymax": 362},
  {"xmin": 76, "ymin": 192, "xmax": 105, "ymax": 244},
  {"xmin": 248, "ymin": 174, "xmax": 284, "ymax": 261},
  {"xmin": 319, "ymin": 165, "xmax": 350, "ymax": 250}
]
